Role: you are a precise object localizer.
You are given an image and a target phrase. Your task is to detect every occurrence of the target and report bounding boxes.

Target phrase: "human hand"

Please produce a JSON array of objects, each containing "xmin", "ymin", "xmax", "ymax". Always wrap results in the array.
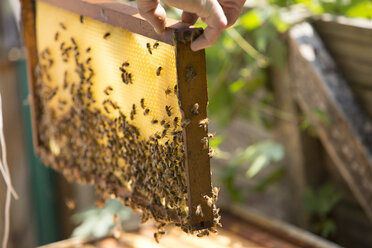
[{"xmin": 136, "ymin": 0, "xmax": 246, "ymax": 51}]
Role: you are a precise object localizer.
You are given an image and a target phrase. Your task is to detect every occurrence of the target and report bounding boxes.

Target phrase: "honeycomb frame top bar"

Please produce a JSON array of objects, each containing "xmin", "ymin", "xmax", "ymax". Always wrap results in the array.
[{"xmin": 39, "ymin": 0, "xmax": 203, "ymax": 45}]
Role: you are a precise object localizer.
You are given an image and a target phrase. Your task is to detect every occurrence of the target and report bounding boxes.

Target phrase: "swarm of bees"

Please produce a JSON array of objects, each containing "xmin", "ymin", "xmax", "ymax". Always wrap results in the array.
[{"xmin": 34, "ymin": 8, "xmax": 220, "ymax": 242}]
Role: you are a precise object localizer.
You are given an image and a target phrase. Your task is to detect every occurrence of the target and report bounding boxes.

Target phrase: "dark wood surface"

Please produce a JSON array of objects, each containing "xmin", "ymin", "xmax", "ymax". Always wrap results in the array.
[
  {"xmin": 20, "ymin": 0, "xmax": 40, "ymax": 154},
  {"xmin": 288, "ymin": 22, "xmax": 372, "ymax": 220},
  {"xmin": 39, "ymin": 0, "xmax": 202, "ymax": 45},
  {"xmin": 176, "ymin": 42, "xmax": 213, "ymax": 229}
]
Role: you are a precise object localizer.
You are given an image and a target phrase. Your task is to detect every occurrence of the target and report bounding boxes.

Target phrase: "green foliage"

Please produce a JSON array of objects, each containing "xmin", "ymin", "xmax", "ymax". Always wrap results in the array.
[
  {"xmin": 71, "ymin": 199, "xmax": 131, "ymax": 238},
  {"xmin": 304, "ymin": 183, "xmax": 342, "ymax": 238},
  {"xmin": 253, "ymin": 167, "xmax": 285, "ymax": 193},
  {"xmin": 219, "ymin": 141, "xmax": 284, "ymax": 202}
]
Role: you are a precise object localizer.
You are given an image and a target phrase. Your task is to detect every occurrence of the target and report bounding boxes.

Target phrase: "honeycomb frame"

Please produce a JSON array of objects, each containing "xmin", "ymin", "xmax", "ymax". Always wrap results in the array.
[{"xmin": 21, "ymin": 0, "xmax": 214, "ymax": 231}]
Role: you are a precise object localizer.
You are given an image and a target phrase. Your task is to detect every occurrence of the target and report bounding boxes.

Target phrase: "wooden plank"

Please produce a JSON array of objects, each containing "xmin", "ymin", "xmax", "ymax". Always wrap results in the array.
[
  {"xmin": 288, "ymin": 22, "xmax": 372, "ymax": 220},
  {"xmin": 270, "ymin": 64, "xmax": 307, "ymax": 227},
  {"xmin": 228, "ymin": 205, "xmax": 342, "ymax": 248},
  {"xmin": 313, "ymin": 34, "xmax": 372, "ymax": 65},
  {"xmin": 312, "ymin": 15, "xmax": 372, "ymax": 45},
  {"xmin": 351, "ymin": 87, "xmax": 372, "ymax": 117},
  {"xmin": 331, "ymin": 56, "xmax": 372, "ymax": 88},
  {"xmin": 175, "ymin": 42, "xmax": 213, "ymax": 229},
  {"xmin": 39, "ymin": 0, "xmax": 202, "ymax": 46},
  {"xmin": 312, "ymin": 17, "xmax": 372, "ymax": 90},
  {"xmin": 20, "ymin": 0, "xmax": 40, "ymax": 154}
]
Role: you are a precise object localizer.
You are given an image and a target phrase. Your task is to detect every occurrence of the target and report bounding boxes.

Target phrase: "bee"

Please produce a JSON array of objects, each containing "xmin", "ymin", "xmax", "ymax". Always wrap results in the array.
[
  {"xmin": 151, "ymin": 119, "xmax": 158, "ymax": 124},
  {"xmin": 153, "ymin": 42, "xmax": 159, "ymax": 49},
  {"xmin": 163, "ymin": 87, "xmax": 172, "ymax": 96},
  {"xmin": 146, "ymin": 43, "xmax": 152, "ymax": 54},
  {"xmin": 195, "ymin": 204, "xmax": 203, "ymax": 217},
  {"xmin": 199, "ymin": 118, "xmax": 209, "ymax": 130},
  {"xmin": 181, "ymin": 118, "xmax": 191, "ymax": 128},
  {"xmin": 80, "ymin": 15, "xmax": 84, "ymax": 24},
  {"xmin": 63, "ymin": 71, "xmax": 68, "ymax": 89},
  {"xmin": 128, "ymin": 73, "xmax": 133, "ymax": 84},
  {"xmin": 214, "ymin": 215, "xmax": 222, "ymax": 227},
  {"xmin": 60, "ymin": 22, "xmax": 66, "ymax": 30},
  {"xmin": 104, "ymin": 106, "xmax": 110, "ymax": 114},
  {"xmin": 47, "ymin": 87, "xmax": 58, "ymax": 101},
  {"xmin": 54, "ymin": 32, "xmax": 59, "ymax": 41},
  {"xmin": 191, "ymin": 103, "xmax": 199, "ymax": 115},
  {"xmin": 208, "ymin": 147, "xmax": 216, "ymax": 158},
  {"xmin": 132, "ymin": 104, "xmax": 136, "ymax": 114},
  {"xmin": 170, "ymin": 117, "xmax": 178, "ymax": 127},
  {"xmin": 104, "ymin": 86, "xmax": 113, "ymax": 95},
  {"xmin": 71, "ymin": 37, "xmax": 77, "ymax": 47},
  {"xmin": 70, "ymin": 83, "xmax": 75, "ymax": 95},
  {"xmin": 201, "ymin": 137, "xmax": 209, "ymax": 150},
  {"xmin": 204, "ymin": 195, "xmax": 213, "ymax": 207},
  {"xmin": 164, "ymin": 123, "xmax": 170, "ymax": 129},
  {"xmin": 60, "ymin": 42, "xmax": 65, "ymax": 50},
  {"xmin": 122, "ymin": 62, "xmax": 129, "ymax": 67},
  {"xmin": 212, "ymin": 187, "xmax": 220, "ymax": 197},
  {"xmin": 197, "ymin": 230, "xmax": 209, "ymax": 237},
  {"xmin": 160, "ymin": 120, "xmax": 165, "ymax": 125},
  {"xmin": 156, "ymin": 67, "xmax": 162, "ymax": 76},
  {"xmin": 161, "ymin": 129, "xmax": 167, "ymax": 138},
  {"xmin": 103, "ymin": 32, "xmax": 111, "ymax": 39},
  {"xmin": 174, "ymin": 84, "xmax": 178, "ymax": 94},
  {"xmin": 165, "ymin": 105, "xmax": 172, "ymax": 116},
  {"xmin": 86, "ymin": 57, "xmax": 91, "ymax": 64},
  {"xmin": 154, "ymin": 233, "xmax": 159, "ymax": 243},
  {"xmin": 143, "ymin": 109, "xmax": 150, "ymax": 115},
  {"xmin": 140, "ymin": 98, "xmax": 145, "ymax": 109},
  {"xmin": 208, "ymin": 132, "xmax": 216, "ymax": 139},
  {"xmin": 155, "ymin": 132, "xmax": 161, "ymax": 139},
  {"xmin": 86, "ymin": 47, "xmax": 91, "ymax": 53}
]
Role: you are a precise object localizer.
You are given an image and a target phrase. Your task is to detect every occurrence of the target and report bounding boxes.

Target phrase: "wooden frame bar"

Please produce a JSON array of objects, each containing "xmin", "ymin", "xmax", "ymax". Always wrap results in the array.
[{"xmin": 20, "ymin": 0, "xmax": 212, "ymax": 230}]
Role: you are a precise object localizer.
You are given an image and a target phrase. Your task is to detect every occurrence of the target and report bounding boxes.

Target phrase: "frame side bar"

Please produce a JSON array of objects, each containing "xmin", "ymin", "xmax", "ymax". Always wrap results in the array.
[
  {"xmin": 20, "ymin": 0, "xmax": 41, "ymax": 154},
  {"xmin": 176, "ymin": 41, "xmax": 213, "ymax": 230}
]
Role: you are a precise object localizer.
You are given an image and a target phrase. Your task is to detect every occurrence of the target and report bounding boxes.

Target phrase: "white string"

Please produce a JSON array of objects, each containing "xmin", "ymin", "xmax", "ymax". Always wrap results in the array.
[
  {"xmin": 0, "ymin": 94, "xmax": 18, "ymax": 199},
  {"xmin": 0, "ymin": 93, "xmax": 18, "ymax": 248}
]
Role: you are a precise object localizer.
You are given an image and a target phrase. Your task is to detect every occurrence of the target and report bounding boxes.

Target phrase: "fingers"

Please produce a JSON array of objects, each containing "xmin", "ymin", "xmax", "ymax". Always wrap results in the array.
[
  {"xmin": 191, "ymin": 0, "xmax": 245, "ymax": 50},
  {"xmin": 181, "ymin": 11, "xmax": 198, "ymax": 25},
  {"xmin": 219, "ymin": 0, "xmax": 246, "ymax": 27},
  {"xmin": 191, "ymin": 24, "xmax": 223, "ymax": 51},
  {"xmin": 137, "ymin": 0, "xmax": 167, "ymax": 34},
  {"xmin": 191, "ymin": 1, "xmax": 227, "ymax": 51}
]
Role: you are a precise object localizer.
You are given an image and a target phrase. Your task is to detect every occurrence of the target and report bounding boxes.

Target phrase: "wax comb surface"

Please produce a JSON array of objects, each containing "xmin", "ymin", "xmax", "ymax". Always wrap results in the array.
[{"xmin": 21, "ymin": 0, "xmax": 220, "ymax": 236}]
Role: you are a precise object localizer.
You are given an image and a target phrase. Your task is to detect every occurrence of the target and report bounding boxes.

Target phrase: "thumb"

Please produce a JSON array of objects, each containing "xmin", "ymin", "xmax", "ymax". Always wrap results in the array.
[{"xmin": 137, "ymin": 0, "xmax": 167, "ymax": 34}]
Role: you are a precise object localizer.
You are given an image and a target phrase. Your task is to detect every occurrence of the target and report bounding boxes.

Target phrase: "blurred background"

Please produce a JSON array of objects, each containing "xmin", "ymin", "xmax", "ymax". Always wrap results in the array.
[{"xmin": 1, "ymin": 0, "xmax": 372, "ymax": 247}]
